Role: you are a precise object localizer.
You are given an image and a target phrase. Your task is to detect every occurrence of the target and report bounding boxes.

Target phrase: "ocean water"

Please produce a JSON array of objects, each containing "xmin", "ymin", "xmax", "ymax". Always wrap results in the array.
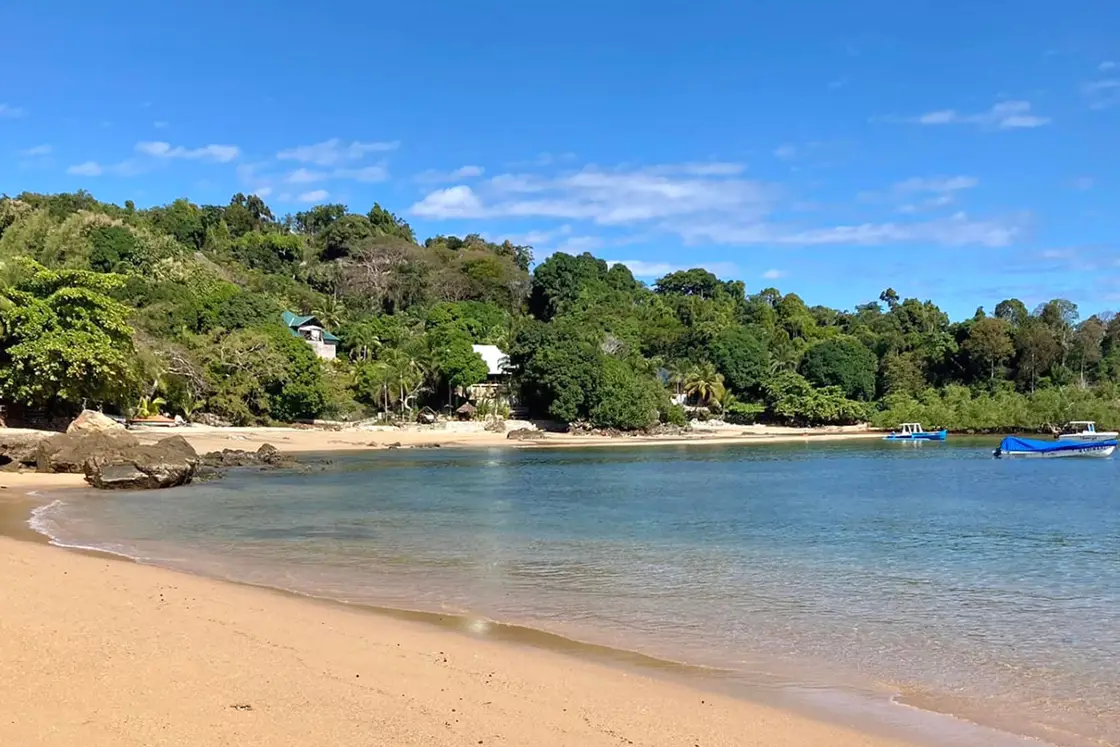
[{"xmin": 30, "ymin": 440, "xmax": 1120, "ymax": 746}]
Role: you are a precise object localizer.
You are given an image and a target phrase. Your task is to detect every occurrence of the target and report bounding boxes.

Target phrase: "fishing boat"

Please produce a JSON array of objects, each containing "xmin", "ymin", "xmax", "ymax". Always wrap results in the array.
[
  {"xmin": 994, "ymin": 436, "xmax": 1117, "ymax": 459},
  {"xmin": 1055, "ymin": 421, "xmax": 1119, "ymax": 442},
  {"xmin": 883, "ymin": 423, "xmax": 948, "ymax": 441}
]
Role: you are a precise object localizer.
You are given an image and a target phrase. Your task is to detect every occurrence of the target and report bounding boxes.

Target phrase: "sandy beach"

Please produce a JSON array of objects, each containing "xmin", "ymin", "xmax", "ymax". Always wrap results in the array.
[
  {"xmin": 0, "ymin": 422, "xmax": 926, "ymax": 747},
  {"xmin": 119, "ymin": 422, "xmax": 883, "ymax": 454},
  {"xmin": 0, "ymin": 525, "xmax": 920, "ymax": 747}
]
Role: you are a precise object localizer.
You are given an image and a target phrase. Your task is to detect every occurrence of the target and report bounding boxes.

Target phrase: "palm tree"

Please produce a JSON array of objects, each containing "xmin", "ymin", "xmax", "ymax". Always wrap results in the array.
[
  {"xmin": 381, "ymin": 348, "xmax": 425, "ymax": 419},
  {"xmin": 312, "ymin": 296, "xmax": 348, "ymax": 330},
  {"xmin": 711, "ymin": 386, "xmax": 738, "ymax": 414},
  {"xmin": 684, "ymin": 362, "xmax": 725, "ymax": 406},
  {"xmin": 347, "ymin": 326, "xmax": 381, "ymax": 363},
  {"xmin": 664, "ymin": 360, "xmax": 688, "ymax": 401}
]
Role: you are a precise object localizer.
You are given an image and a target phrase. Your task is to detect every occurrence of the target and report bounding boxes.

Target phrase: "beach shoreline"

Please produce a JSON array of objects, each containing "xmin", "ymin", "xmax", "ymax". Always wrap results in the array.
[
  {"xmin": 0, "ymin": 485, "xmax": 936, "ymax": 747},
  {"xmin": 1, "ymin": 431, "xmax": 1056, "ymax": 747},
  {"xmin": 119, "ymin": 422, "xmax": 886, "ymax": 454},
  {"xmin": 0, "ymin": 465, "xmax": 1055, "ymax": 747}
]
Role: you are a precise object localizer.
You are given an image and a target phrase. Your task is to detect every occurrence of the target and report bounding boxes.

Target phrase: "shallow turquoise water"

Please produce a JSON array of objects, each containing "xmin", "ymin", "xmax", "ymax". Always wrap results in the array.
[{"xmin": 33, "ymin": 440, "xmax": 1120, "ymax": 745}]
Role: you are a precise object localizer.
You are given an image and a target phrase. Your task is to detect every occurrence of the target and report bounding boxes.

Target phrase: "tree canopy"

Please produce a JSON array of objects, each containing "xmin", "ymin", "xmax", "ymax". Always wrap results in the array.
[{"xmin": 2, "ymin": 189, "xmax": 1119, "ymax": 431}]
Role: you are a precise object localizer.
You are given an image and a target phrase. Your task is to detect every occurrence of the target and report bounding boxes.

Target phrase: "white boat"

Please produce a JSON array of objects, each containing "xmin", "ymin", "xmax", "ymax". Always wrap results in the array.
[
  {"xmin": 1055, "ymin": 421, "xmax": 1119, "ymax": 442},
  {"xmin": 994, "ymin": 436, "xmax": 1117, "ymax": 459},
  {"xmin": 883, "ymin": 423, "xmax": 948, "ymax": 441}
]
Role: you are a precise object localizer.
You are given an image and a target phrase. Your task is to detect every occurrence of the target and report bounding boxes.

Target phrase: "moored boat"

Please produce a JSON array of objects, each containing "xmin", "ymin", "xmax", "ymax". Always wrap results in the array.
[
  {"xmin": 883, "ymin": 423, "xmax": 948, "ymax": 441},
  {"xmin": 1055, "ymin": 421, "xmax": 1119, "ymax": 442},
  {"xmin": 994, "ymin": 436, "xmax": 1117, "ymax": 459}
]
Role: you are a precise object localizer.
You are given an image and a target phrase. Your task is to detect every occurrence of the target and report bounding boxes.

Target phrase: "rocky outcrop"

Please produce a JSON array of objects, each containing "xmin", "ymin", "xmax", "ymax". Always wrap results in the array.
[
  {"xmin": 66, "ymin": 410, "xmax": 126, "ymax": 435},
  {"xmin": 0, "ymin": 432, "xmax": 52, "ymax": 467},
  {"xmin": 83, "ymin": 435, "xmax": 199, "ymax": 490},
  {"xmin": 36, "ymin": 431, "xmax": 141, "ymax": 474},
  {"xmin": 199, "ymin": 443, "xmax": 295, "ymax": 468}
]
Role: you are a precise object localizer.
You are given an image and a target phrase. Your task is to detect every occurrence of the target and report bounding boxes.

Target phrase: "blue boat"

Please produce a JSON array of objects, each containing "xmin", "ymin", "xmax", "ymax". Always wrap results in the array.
[
  {"xmin": 883, "ymin": 423, "xmax": 948, "ymax": 441},
  {"xmin": 994, "ymin": 436, "xmax": 1117, "ymax": 459}
]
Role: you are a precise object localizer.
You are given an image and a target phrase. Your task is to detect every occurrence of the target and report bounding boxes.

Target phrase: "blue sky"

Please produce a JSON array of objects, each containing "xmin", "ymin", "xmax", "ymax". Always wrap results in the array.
[{"xmin": 1, "ymin": 0, "xmax": 1118, "ymax": 319}]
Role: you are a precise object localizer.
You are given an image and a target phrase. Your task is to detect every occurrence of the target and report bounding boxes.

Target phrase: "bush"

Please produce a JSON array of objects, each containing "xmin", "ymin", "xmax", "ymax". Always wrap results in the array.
[
  {"xmin": 723, "ymin": 401, "xmax": 765, "ymax": 425},
  {"xmin": 662, "ymin": 403, "xmax": 688, "ymax": 427},
  {"xmin": 588, "ymin": 358, "xmax": 662, "ymax": 430}
]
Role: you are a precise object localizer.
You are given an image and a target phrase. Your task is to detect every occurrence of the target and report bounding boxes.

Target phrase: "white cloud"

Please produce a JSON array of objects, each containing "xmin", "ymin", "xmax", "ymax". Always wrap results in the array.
[
  {"xmin": 286, "ymin": 168, "xmax": 327, "ymax": 184},
  {"xmin": 135, "ymin": 141, "xmax": 241, "ymax": 162},
  {"xmin": 451, "ymin": 164, "xmax": 484, "ymax": 179},
  {"xmin": 905, "ymin": 100, "xmax": 1050, "ymax": 129},
  {"xmin": 413, "ymin": 159, "xmax": 1020, "ymax": 250},
  {"xmin": 254, "ymin": 186, "xmax": 274, "ymax": 198},
  {"xmin": 277, "ymin": 138, "xmax": 398, "ymax": 166},
  {"xmin": 67, "ymin": 161, "xmax": 103, "ymax": 177},
  {"xmin": 1082, "ymin": 79, "xmax": 1120, "ymax": 109},
  {"xmin": 334, "ymin": 164, "xmax": 389, "ymax": 182},
  {"xmin": 774, "ymin": 144, "xmax": 798, "ymax": 160},
  {"xmin": 411, "ymin": 185, "xmax": 484, "ymax": 217},
  {"xmin": 679, "ymin": 212, "xmax": 1021, "ymax": 248},
  {"xmin": 297, "ymin": 189, "xmax": 330, "ymax": 203},
  {"xmin": 412, "ymin": 164, "xmax": 773, "ymax": 226},
  {"xmin": 893, "ymin": 176, "xmax": 979, "ymax": 193},
  {"xmin": 18, "ymin": 144, "xmax": 52, "ymax": 157},
  {"xmin": 607, "ymin": 259, "xmax": 740, "ymax": 278},
  {"xmin": 0, "ymin": 103, "xmax": 25, "ymax": 118},
  {"xmin": 485, "ymin": 225, "xmax": 573, "ymax": 247},
  {"xmin": 761, "ymin": 268, "xmax": 786, "ymax": 280},
  {"xmin": 1100, "ymin": 61, "xmax": 1117, "ymax": 71},
  {"xmin": 417, "ymin": 164, "xmax": 487, "ymax": 183},
  {"xmin": 507, "ymin": 152, "xmax": 577, "ymax": 168}
]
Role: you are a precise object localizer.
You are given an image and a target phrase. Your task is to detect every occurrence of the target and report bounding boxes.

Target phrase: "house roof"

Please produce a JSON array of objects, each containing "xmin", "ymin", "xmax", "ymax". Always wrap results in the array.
[
  {"xmin": 472, "ymin": 344, "xmax": 510, "ymax": 376},
  {"xmin": 282, "ymin": 311, "xmax": 339, "ymax": 343}
]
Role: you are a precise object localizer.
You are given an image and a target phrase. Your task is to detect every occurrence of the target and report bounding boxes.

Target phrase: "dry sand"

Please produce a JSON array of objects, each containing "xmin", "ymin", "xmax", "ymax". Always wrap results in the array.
[
  {"xmin": 126, "ymin": 423, "xmax": 883, "ymax": 454},
  {"xmin": 0, "ymin": 532, "xmax": 918, "ymax": 747}
]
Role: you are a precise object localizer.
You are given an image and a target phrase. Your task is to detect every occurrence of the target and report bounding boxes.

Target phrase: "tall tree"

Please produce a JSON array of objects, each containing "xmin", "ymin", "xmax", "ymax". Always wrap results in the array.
[
  {"xmin": 0, "ymin": 259, "xmax": 136, "ymax": 408},
  {"xmin": 963, "ymin": 317, "xmax": 1015, "ymax": 383}
]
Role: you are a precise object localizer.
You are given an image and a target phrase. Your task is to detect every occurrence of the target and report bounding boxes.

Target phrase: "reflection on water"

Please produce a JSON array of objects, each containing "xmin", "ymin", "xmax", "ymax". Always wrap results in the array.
[{"xmin": 31, "ymin": 440, "xmax": 1120, "ymax": 746}]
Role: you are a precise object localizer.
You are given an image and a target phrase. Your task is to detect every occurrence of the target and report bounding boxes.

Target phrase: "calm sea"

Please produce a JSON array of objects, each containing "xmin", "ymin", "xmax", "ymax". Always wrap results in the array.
[{"xmin": 30, "ymin": 440, "xmax": 1120, "ymax": 747}]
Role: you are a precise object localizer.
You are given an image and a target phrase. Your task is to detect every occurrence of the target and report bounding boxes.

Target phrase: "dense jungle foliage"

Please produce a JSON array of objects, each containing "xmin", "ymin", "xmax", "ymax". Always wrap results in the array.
[{"xmin": 2, "ymin": 190, "xmax": 1119, "ymax": 431}]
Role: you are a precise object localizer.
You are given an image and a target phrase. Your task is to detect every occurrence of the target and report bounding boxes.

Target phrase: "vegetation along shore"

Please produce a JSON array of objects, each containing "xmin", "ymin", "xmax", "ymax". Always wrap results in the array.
[{"xmin": 2, "ymin": 190, "xmax": 1119, "ymax": 434}]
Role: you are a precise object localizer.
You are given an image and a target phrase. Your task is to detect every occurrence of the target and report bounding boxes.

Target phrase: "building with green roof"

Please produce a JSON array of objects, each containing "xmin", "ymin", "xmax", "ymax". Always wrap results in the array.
[{"xmin": 282, "ymin": 311, "xmax": 339, "ymax": 360}]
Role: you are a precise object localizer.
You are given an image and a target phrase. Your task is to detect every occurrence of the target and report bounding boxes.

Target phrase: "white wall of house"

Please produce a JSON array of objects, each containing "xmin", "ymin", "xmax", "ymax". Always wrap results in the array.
[{"xmin": 297, "ymin": 325, "xmax": 336, "ymax": 360}]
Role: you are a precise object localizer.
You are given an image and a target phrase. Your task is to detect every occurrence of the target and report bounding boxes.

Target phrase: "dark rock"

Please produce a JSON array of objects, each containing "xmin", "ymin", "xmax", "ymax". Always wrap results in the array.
[
  {"xmin": 37, "ymin": 431, "xmax": 140, "ymax": 474},
  {"xmin": 199, "ymin": 443, "xmax": 296, "ymax": 469},
  {"xmin": 506, "ymin": 428, "xmax": 546, "ymax": 441},
  {"xmin": 191, "ymin": 412, "xmax": 232, "ymax": 428},
  {"xmin": 0, "ymin": 432, "xmax": 51, "ymax": 467},
  {"xmin": 83, "ymin": 435, "xmax": 199, "ymax": 490},
  {"xmin": 643, "ymin": 424, "xmax": 688, "ymax": 436}
]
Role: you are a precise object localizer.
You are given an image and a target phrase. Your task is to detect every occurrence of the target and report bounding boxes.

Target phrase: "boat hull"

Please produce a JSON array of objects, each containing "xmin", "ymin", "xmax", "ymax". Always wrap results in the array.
[
  {"xmin": 884, "ymin": 430, "xmax": 948, "ymax": 441},
  {"xmin": 995, "ymin": 436, "xmax": 1117, "ymax": 459},
  {"xmin": 1056, "ymin": 432, "xmax": 1119, "ymax": 442}
]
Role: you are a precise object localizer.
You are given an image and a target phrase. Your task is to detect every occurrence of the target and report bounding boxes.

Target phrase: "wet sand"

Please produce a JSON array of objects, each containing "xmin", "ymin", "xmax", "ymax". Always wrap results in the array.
[{"xmin": 0, "ymin": 522, "xmax": 921, "ymax": 747}]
